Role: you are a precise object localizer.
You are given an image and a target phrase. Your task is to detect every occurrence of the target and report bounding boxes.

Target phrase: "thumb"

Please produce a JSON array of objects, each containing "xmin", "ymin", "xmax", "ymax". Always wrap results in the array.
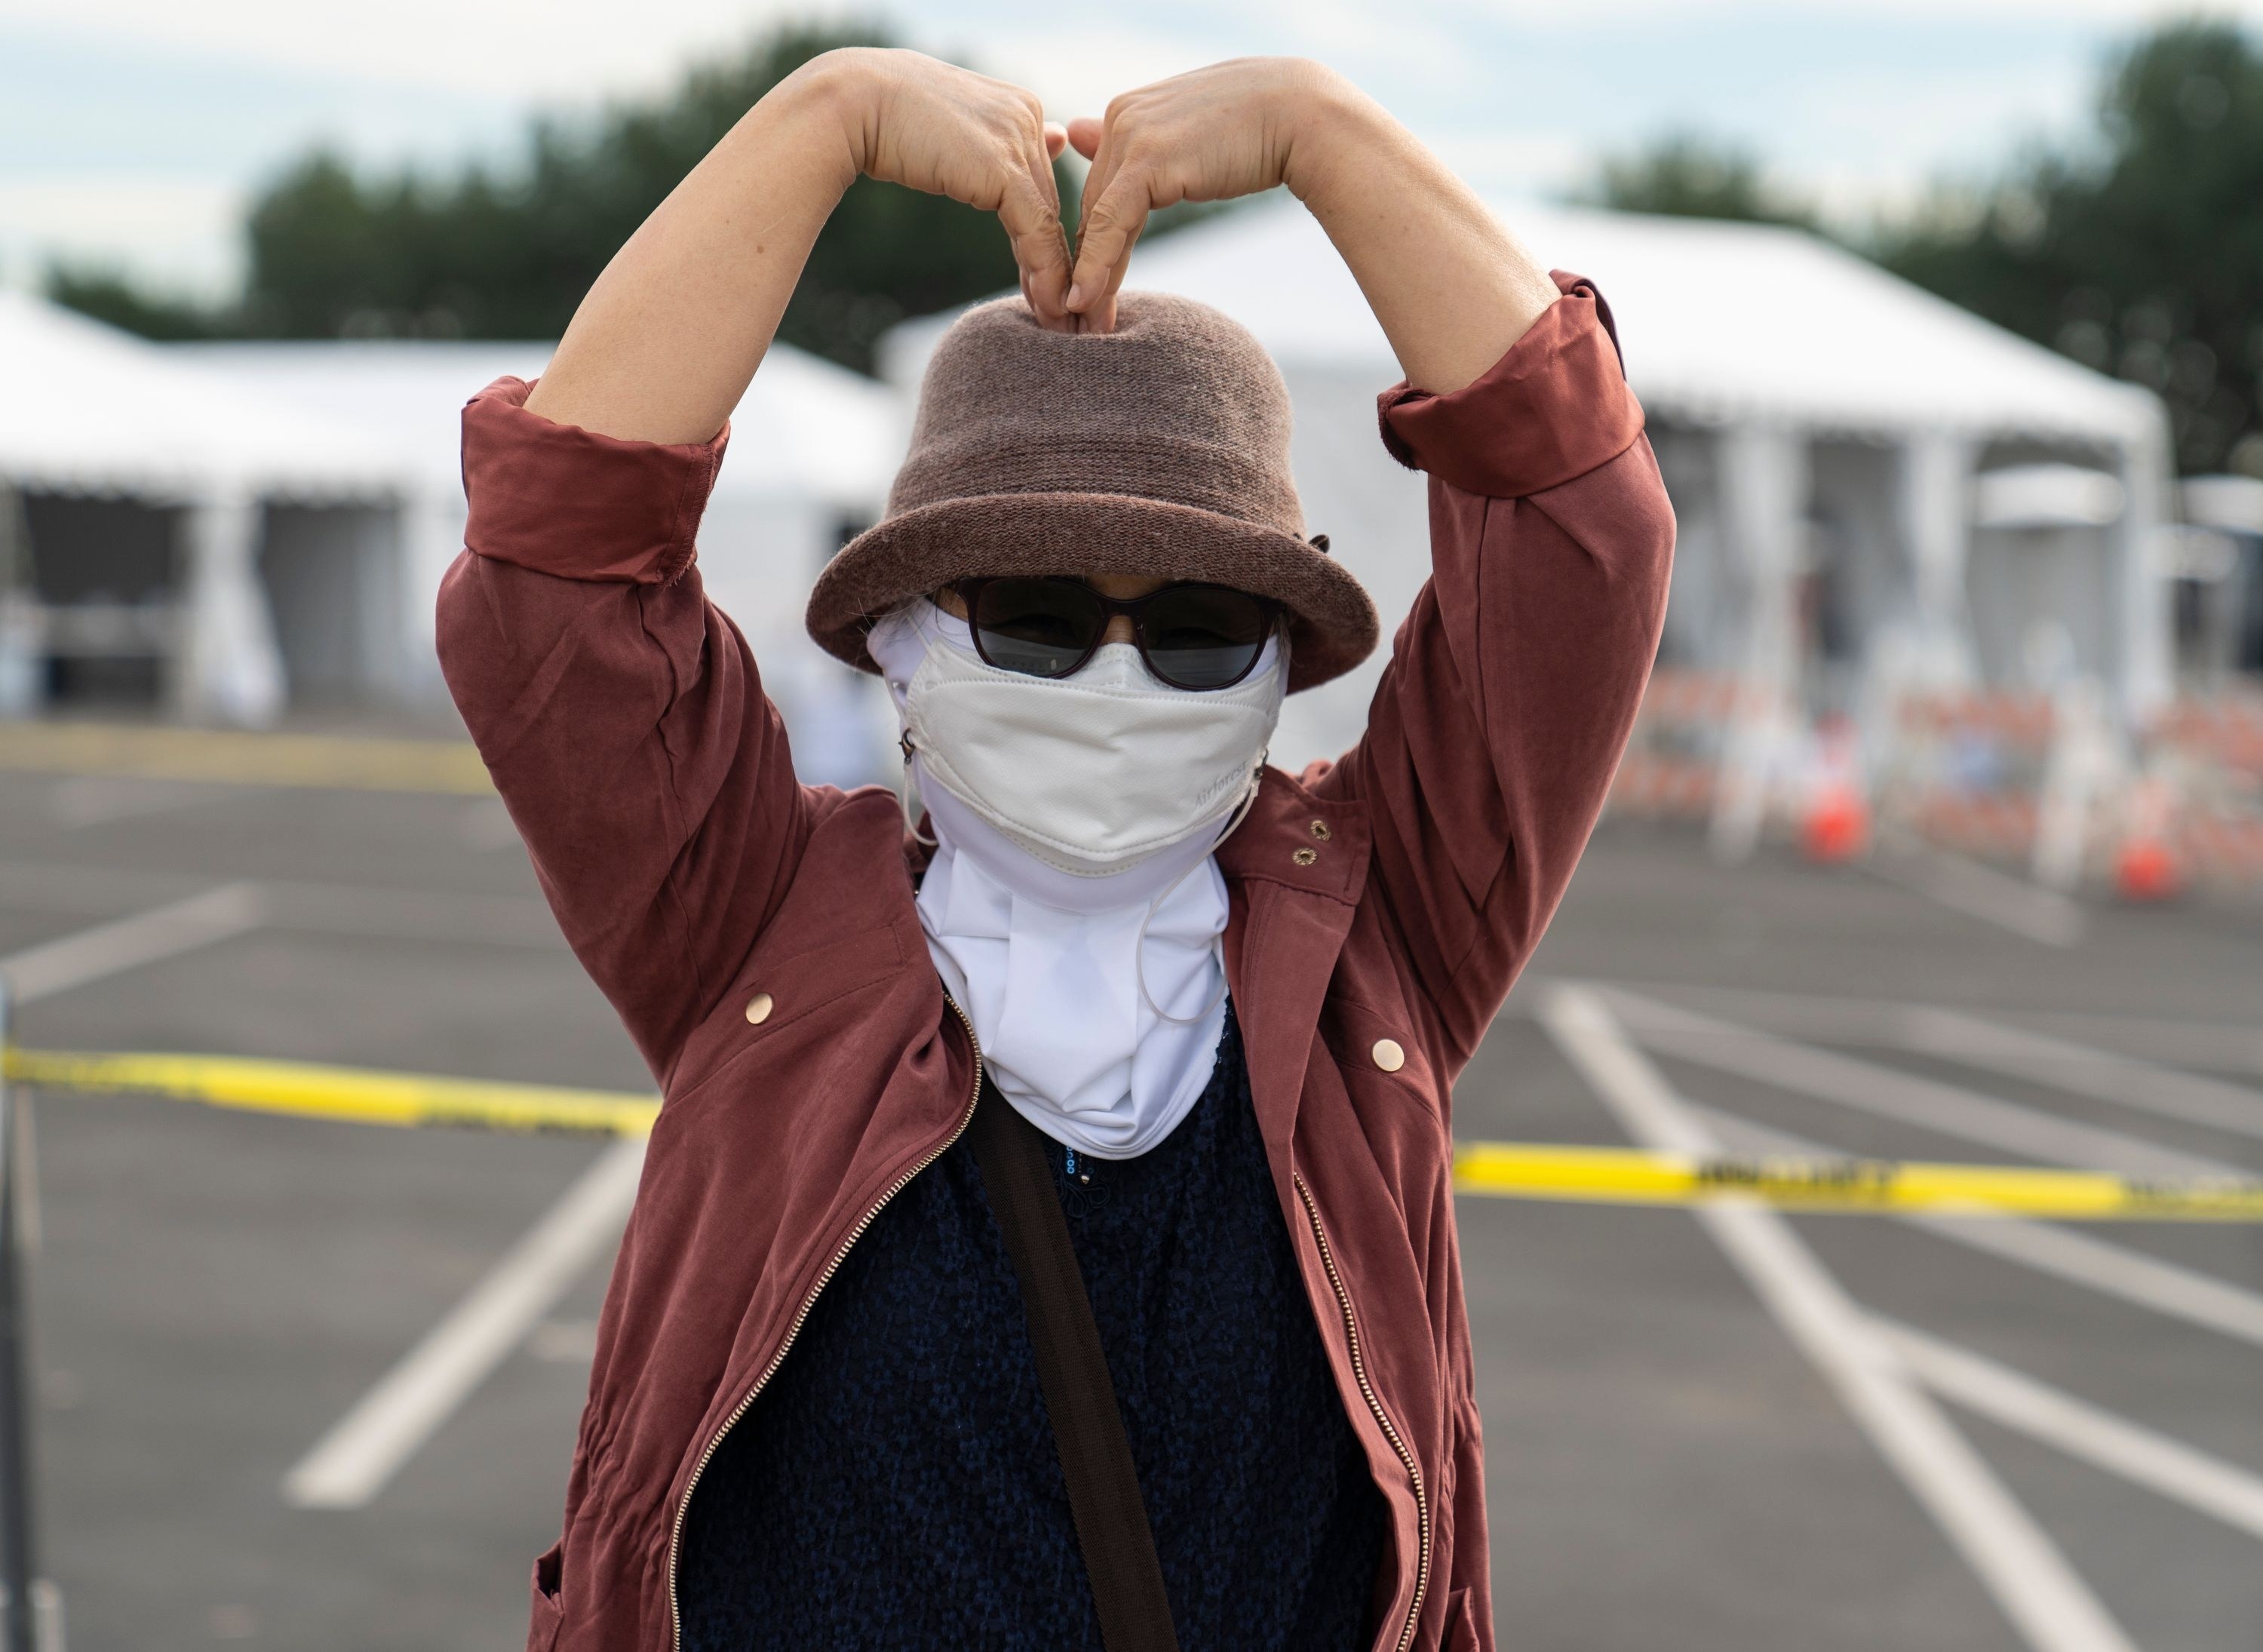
[{"xmin": 1065, "ymin": 116, "xmax": 1104, "ymax": 159}]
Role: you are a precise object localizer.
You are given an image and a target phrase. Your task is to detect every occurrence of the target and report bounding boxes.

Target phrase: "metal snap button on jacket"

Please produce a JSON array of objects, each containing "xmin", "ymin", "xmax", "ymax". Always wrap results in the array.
[
  {"xmin": 744, "ymin": 992, "xmax": 775, "ymax": 1025},
  {"xmin": 1309, "ymin": 820, "xmax": 1331, "ymax": 840},
  {"xmin": 1371, "ymin": 1038, "xmax": 1405, "ymax": 1073},
  {"xmin": 1292, "ymin": 846, "xmax": 1319, "ymax": 866}
]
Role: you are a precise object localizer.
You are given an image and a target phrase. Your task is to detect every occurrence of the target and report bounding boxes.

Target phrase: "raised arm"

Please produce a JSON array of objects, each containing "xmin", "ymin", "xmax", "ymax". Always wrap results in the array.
[
  {"xmin": 531, "ymin": 49, "xmax": 1076, "ymax": 443},
  {"xmin": 1064, "ymin": 61, "xmax": 1673, "ymax": 1060},
  {"xmin": 1062, "ymin": 58, "xmax": 1558, "ymax": 389},
  {"xmin": 438, "ymin": 51, "xmax": 1078, "ymax": 1079}
]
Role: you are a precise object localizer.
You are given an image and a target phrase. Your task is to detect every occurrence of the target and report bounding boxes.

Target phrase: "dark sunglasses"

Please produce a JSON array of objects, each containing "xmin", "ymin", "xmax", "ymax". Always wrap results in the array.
[{"xmin": 950, "ymin": 577, "xmax": 1279, "ymax": 691}]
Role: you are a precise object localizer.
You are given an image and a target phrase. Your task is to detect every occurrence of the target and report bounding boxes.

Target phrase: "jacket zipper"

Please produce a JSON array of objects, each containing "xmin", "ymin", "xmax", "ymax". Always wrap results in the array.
[
  {"xmin": 666, "ymin": 995, "xmax": 984, "ymax": 1652},
  {"xmin": 1293, "ymin": 1171, "xmax": 1430, "ymax": 1652}
]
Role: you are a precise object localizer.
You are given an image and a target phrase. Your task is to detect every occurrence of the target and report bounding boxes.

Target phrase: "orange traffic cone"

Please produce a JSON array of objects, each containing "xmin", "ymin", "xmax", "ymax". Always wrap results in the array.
[
  {"xmin": 2113, "ymin": 777, "xmax": 2182, "ymax": 901},
  {"xmin": 2114, "ymin": 837, "xmax": 2181, "ymax": 900},
  {"xmin": 1801, "ymin": 719, "xmax": 1872, "ymax": 863},
  {"xmin": 1802, "ymin": 780, "xmax": 1871, "ymax": 862}
]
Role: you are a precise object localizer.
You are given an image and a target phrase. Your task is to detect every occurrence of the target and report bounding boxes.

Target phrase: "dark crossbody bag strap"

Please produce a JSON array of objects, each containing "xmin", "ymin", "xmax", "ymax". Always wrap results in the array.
[{"xmin": 966, "ymin": 1071, "xmax": 1181, "ymax": 1652}]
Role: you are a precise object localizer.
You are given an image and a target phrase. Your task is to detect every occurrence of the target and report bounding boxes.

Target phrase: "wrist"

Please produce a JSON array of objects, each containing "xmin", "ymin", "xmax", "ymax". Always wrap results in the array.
[
  {"xmin": 1281, "ymin": 69, "xmax": 1397, "ymax": 219},
  {"xmin": 768, "ymin": 47, "xmax": 886, "ymax": 188}
]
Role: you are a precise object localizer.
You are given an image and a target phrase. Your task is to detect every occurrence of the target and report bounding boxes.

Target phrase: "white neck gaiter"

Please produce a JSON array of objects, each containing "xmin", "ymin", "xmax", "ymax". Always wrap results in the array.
[{"xmin": 866, "ymin": 600, "xmax": 1284, "ymax": 1159}]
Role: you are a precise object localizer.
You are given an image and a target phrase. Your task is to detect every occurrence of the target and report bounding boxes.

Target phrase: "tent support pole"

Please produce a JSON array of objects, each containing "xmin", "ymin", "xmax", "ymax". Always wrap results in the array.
[{"xmin": 0, "ymin": 977, "xmax": 41, "ymax": 1652}]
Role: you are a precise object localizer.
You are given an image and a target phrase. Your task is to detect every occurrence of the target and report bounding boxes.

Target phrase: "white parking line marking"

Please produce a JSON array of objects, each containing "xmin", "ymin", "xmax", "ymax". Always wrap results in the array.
[
  {"xmin": 1921, "ymin": 1218, "xmax": 2263, "ymax": 1349},
  {"xmin": 1567, "ymin": 981, "xmax": 2263, "ymax": 1082},
  {"xmin": 0, "ymin": 856, "xmax": 561, "ymax": 952},
  {"xmin": 2010, "ymin": 1011, "xmax": 2263, "ymax": 1082},
  {"xmin": 1866, "ymin": 844, "xmax": 2085, "ymax": 947},
  {"xmin": 1881, "ymin": 1318, "xmax": 2263, "ymax": 1541},
  {"xmin": 0, "ymin": 858, "xmax": 207, "ymax": 919},
  {"xmin": 1539, "ymin": 983, "xmax": 2138, "ymax": 1652},
  {"xmin": 1897, "ymin": 1010, "xmax": 2263, "ymax": 1143},
  {"xmin": 1689, "ymin": 1101, "xmax": 2263, "ymax": 1351},
  {"xmin": 255, "ymin": 880, "xmax": 563, "ymax": 951},
  {"xmin": 45, "ymin": 775, "xmax": 225, "ymax": 828},
  {"xmin": 0, "ymin": 883, "xmax": 266, "ymax": 1006},
  {"xmin": 283, "ymin": 1135, "xmax": 643, "ymax": 1510},
  {"xmin": 1606, "ymin": 989, "xmax": 2240, "ymax": 1181}
]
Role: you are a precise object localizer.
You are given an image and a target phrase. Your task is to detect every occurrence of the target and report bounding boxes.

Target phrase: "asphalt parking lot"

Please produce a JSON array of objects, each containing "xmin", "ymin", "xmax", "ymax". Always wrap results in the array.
[{"xmin": 2, "ymin": 738, "xmax": 2259, "ymax": 1652}]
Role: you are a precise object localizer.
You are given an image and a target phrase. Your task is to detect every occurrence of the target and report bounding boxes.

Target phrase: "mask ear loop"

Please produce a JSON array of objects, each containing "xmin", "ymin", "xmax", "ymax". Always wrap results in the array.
[
  {"xmin": 1133, "ymin": 754, "xmax": 1265, "ymax": 1025},
  {"xmin": 898, "ymin": 735, "xmax": 938, "ymax": 849}
]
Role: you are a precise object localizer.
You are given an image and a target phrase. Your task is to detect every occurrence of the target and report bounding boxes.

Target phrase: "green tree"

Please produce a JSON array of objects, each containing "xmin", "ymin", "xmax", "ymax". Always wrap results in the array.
[
  {"xmin": 1880, "ymin": 20, "xmax": 2263, "ymax": 476},
  {"xmin": 42, "ymin": 263, "xmax": 225, "ymax": 341},
  {"xmin": 238, "ymin": 21, "xmax": 1060, "ymax": 371},
  {"xmin": 1585, "ymin": 133, "xmax": 1815, "ymax": 229},
  {"xmin": 50, "ymin": 21, "xmax": 1224, "ymax": 374}
]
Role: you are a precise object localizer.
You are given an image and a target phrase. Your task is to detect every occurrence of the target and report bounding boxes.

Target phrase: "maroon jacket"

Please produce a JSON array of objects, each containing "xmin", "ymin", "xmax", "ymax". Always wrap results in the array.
[{"xmin": 438, "ymin": 272, "xmax": 1672, "ymax": 1652}]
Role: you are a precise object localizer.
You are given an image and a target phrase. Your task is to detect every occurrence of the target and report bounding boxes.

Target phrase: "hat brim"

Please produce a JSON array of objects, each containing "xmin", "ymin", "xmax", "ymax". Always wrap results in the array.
[{"xmin": 806, "ymin": 492, "xmax": 1379, "ymax": 695}]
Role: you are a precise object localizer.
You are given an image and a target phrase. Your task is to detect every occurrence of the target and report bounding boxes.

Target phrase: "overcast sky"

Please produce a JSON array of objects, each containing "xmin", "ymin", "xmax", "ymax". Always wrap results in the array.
[{"xmin": 2, "ymin": 0, "xmax": 2250, "ymax": 297}]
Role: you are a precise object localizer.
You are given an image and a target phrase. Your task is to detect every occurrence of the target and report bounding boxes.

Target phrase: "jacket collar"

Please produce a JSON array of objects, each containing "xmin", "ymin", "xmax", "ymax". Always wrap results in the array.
[{"xmin": 1214, "ymin": 764, "xmax": 1370, "ymax": 904}]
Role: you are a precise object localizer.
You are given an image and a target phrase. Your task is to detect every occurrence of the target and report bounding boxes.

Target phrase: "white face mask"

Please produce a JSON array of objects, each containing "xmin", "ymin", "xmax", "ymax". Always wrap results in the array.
[{"xmin": 868, "ymin": 600, "xmax": 1285, "ymax": 877}]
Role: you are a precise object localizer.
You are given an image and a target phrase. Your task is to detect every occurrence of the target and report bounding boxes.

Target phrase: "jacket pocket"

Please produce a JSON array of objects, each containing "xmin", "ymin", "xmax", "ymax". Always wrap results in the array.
[
  {"xmin": 669, "ymin": 920, "xmax": 908, "ymax": 1101},
  {"xmin": 726, "ymin": 923, "xmax": 905, "ymax": 1039},
  {"xmin": 1319, "ymin": 993, "xmax": 1441, "ymax": 1116},
  {"xmin": 525, "ymin": 1540, "xmax": 565, "ymax": 1652},
  {"xmin": 1443, "ymin": 1584, "xmax": 1481, "ymax": 1650}
]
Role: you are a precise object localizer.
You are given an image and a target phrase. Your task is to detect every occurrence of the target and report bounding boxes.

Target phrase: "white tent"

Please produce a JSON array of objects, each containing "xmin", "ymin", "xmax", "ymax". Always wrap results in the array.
[
  {"xmin": 880, "ymin": 197, "xmax": 2175, "ymax": 769},
  {"xmin": 180, "ymin": 340, "xmax": 904, "ymax": 780},
  {"xmin": 0, "ymin": 290, "xmax": 402, "ymax": 502},
  {"xmin": 0, "ymin": 291, "xmax": 410, "ymax": 723},
  {"xmin": 2179, "ymin": 474, "xmax": 2263, "ymax": 679}
]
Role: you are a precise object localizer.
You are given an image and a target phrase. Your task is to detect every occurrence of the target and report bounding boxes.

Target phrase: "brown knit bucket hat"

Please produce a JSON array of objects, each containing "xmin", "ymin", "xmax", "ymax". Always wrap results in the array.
[{"xmin": 806, "ymin": 290, "xmax": 1378, "ymax": 693}]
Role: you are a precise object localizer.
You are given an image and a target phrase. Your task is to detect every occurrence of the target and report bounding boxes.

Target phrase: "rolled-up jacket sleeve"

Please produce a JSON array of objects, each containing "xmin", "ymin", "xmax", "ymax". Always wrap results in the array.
[
  {"xmin": 437, "ymin": 377, "xmax": 809, "ymax": 1079},
  {"xmin": 1317, "ymin": 273, "xmax": 1675, "ymax": 1066}
]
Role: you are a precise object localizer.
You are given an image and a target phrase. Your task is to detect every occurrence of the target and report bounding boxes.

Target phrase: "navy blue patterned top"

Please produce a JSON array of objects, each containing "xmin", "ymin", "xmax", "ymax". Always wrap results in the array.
[{"xmin": 678, "ymin": 1002, "xmax": 1388, "ymax": 1651}]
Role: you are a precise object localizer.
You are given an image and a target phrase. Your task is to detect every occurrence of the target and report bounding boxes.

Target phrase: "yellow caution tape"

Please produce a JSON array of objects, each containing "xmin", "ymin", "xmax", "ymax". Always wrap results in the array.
[
  {"xmin": 0, "ymin": 721, "xmax": 493, "ymax": 796},
  {"xmin": 8, "ymin": 1044, "xmax": 2263, "ymax": 1221},
  {"xmin": 1452, "ymin": 1141, "xmax": 2263, "ymax": 1222},
  {"xmin": 2, "ymin": 1047, "xmax": 656, "ymax": 1138}
]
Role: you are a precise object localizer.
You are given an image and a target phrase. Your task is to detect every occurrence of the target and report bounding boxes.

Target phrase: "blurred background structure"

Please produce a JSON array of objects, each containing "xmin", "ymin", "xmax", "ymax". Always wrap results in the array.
[
  {"xmin": 170, "ymin": 337, "xmax": 903, "ymax": 784},
  {"xmin": 6, "ymin": 11, "xmax": 2262, "ymax": 890},
  {"xmin": 4, "ymin": 6, "xmax": 2263, "ymax": 1651}
]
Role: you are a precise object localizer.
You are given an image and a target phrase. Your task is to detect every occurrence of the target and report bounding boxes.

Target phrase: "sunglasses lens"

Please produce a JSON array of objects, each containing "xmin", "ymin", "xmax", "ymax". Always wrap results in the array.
[
  {"xmin": 1141, "ymin": 585, "xmax": 1273, "ymax": 689},
  {"xmin": 968, "ymin": 579, "xmax": 1104, "ymax": 678}
]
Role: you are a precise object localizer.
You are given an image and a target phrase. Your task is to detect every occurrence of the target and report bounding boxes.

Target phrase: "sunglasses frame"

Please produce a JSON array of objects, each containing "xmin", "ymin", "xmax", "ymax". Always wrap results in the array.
[{"xmin": 949, "ymin": 576, "xmax": 1281, "ymax": 691}]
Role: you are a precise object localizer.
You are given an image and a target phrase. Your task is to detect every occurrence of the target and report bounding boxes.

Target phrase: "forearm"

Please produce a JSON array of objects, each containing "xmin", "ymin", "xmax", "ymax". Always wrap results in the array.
[
  {"xmin": 1285, "ymin": 72, "xmax": 1559, "ymax": 396},
  {"xmin": 524, "ymin": 54, "xmax": 867, "ymax": 445}
]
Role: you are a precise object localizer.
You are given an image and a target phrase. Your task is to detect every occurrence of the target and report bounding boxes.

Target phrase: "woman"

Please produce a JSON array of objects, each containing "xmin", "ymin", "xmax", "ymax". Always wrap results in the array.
[{"xmin": 438, "ymin": 48, "xmax": 1672, "ymax": 1652}]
